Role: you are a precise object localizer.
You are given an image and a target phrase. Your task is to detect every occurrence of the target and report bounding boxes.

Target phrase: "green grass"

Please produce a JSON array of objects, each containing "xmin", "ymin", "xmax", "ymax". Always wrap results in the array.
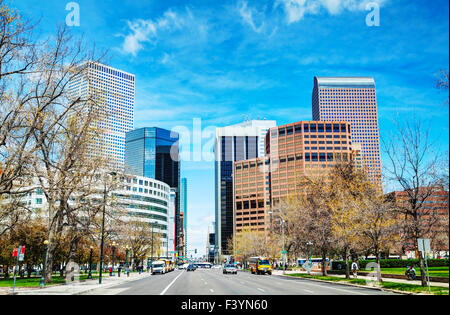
[
  {"xmin": 288, "ymin": 273, "xmax": 449, "ymax": 295},
  {"xmin": 380, "ymin": 267, "xmax": 449, "ymax": 278},
  {"xmin": 0, "ymin": 274, "xmax": 100, "ymax": 288}
]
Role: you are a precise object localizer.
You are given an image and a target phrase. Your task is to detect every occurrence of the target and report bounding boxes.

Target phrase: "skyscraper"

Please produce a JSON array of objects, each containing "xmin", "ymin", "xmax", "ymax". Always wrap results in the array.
[
  {"xmin": 214, "ymin": 120, "xmax": 276, "ymax": 261},
  {"xmin": 68, "ymin": 61, "xmax": 135, "ymax": 170},
  {"xmin": 312, "ymin": 77, "xmax": 382, "ymax": 188},
  {"xmin": 234, "ymin": 121, "xmax": 355, "ymax": 236},
  {"xmin": 125, "ymin": 127, "xmax": 180, "ymax": 188},
  {"xmin": 125, "ymin": 127, "xmax": 182, "ymax": 256}
]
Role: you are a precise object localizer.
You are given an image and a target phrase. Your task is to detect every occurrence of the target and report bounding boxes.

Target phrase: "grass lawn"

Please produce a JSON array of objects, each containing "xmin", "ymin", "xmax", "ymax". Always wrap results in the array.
[
  {"xmin": 0, "ymin": 274, "xmax": 100, "ymax": 288},
  {"xmin": 380, "ymin": 267, "xmax": 449, "ymax": 278},
  {"xmin": 289, "ymin": 273, "xmax": 449, "ymax": 295}
]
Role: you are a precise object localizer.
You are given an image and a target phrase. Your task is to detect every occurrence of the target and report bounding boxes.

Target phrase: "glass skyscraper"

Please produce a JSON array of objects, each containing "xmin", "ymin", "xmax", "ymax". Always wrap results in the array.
[
  {"xmin": 68, "ymin": 61, "xmax": 135, "ymax": 170},
  {"xmin": 214, "ymin": 120, "xmax": 276, "ymax": 261},
  {"xmin": 125, "ymin": 127, "xmax": 180, "ymax": 189},
  {"xmin": 125, "ymin": 127, "xmax": 182, "ymax": 256}
]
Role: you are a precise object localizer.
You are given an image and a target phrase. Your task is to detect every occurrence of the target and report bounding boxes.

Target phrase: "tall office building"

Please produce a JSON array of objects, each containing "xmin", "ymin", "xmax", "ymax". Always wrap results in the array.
[
  {"xmin": 68, "ymin": 61, "xmax": 135, "ymax": 170},
  {"xmin": 214, "ymin": 120, "xmax": 276, "ymax": 261},
  {"xmin": 312, "ymin": 77, "xmax": 382, "ymax": 188},
  {"xmin": 180, "ymin": 178, "xmax": 188, "ymax": 255},
  {"xmin": 125, "ymin": 127, "xmax": 182, "ymax": 256},
  {"xmin": 234, "ymin": 121, "xmax": 355, "ymax": 235},
  {"xmin": 125, "ymin": 127, "xmax": 180, "ymax": 188}
]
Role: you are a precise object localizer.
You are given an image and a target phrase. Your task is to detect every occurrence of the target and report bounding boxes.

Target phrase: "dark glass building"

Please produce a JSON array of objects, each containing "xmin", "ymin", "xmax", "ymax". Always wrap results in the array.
[{"xmin": 125, "ymin": 127, "xmax": 182, "ymax": 255}]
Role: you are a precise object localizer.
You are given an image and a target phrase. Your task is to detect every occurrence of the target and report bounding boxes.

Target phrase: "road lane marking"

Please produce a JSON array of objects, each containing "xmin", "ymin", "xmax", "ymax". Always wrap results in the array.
[
  {"xmin": 303, "ymin": 289, "xmax": 314, "ymax": 294},
  {"xmin": 160, "ymin": 271, "xmax": 185, "ymax": 295},
  {"xmin": 210, "ymin": 289, "xmax": 214, "ymax": 293},
  {"xmin": 276, "ymin": 277, "xmax": 369, "ymax": 295},
  {"xmin": 257, "ymin": 288, "xmax": 265, "ymax": 292}
]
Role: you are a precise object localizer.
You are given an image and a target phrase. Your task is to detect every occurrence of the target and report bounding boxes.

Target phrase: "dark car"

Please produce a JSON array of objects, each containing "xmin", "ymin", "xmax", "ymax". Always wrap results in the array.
[{"xmin": 187, "ymin": 264, "xmax": 196, "ymax": 272}]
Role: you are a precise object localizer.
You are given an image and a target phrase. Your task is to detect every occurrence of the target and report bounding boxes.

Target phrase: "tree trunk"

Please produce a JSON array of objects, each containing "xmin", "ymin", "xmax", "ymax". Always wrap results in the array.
[
  {"xmin": 344, "ymin": 248, "xmax": 350, "ymax": 279},
  {"xmin": 376, "ymin": 250, "xmax": 382, "ymax": 283},
  {"xmin": 321, "ymin": 249, "xmax": 328, "ymax": 276},
  {"xmin": 44, "ymin": 241, "xmax": 58, "ymax": 283},
  {"xmin": 418, "ymin": 249, "xmax": 427, "ymax": 287}
]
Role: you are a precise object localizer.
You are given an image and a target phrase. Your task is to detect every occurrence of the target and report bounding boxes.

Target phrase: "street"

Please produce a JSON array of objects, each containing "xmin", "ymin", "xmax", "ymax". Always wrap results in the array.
[{"xmin": 83, "ymin": 268, "xmax": 397, "ymax": 295}]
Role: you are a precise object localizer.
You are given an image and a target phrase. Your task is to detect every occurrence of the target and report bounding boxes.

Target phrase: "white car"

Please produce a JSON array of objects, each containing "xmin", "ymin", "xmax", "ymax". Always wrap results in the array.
[
  {"xmin": 212, "ymin": 265, "xmax": 222, "ymax": 269},
  {"xmin": 152, "ymin": 261, "xmax": 166, "ymax": 275},
  {"xmin": 223, "ymin": 264, "xmax": 238, "ymax": 274}
]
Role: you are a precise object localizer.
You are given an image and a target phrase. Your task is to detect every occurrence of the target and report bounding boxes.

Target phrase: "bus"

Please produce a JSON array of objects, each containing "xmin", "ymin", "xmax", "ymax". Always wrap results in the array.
[{"xmin": 249, "ymin": 257, "xmax": 272, "ymax": 275}]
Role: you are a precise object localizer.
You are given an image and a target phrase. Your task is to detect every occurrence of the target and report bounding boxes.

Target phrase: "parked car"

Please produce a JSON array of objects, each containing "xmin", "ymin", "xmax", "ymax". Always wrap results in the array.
[{"xmin": 223, "ymin": 264, "xmax": 238, "ymax": 275}]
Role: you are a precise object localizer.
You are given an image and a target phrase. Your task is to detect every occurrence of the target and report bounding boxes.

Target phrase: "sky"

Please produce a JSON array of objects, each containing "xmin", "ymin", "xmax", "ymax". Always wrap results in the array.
[{"xmin": 11, "ymin": 0, "xmax": 449, "ymax": 257}]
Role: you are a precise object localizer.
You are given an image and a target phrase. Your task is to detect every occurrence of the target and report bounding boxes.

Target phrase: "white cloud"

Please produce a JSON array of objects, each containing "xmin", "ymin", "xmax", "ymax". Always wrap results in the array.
[
  {"xmin": 274, "ymin": 0, "xmax": 387, "ymax": 24},
  {"xmin": 239, "ymin": 1, "xmax": 266, "ymax": 33},
  {"xmin": 121, "ymin": 9, "xmax": 184, "ymax": 56}
]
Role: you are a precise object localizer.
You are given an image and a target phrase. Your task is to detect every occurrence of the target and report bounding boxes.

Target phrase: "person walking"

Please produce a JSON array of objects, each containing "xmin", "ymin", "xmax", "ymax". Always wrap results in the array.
[{"xmin": 351, "ymin": 261, "xmax": 359, "ymax": 278}]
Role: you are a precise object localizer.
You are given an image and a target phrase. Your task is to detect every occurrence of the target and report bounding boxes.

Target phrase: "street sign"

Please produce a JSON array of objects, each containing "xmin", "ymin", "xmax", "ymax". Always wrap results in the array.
[
  {"xmin": 12, "ymin": 248, "xmax": 18, "ymax": 257},
  {"xmin": 18, "ymin": 246, "xmax": 25, "ymax": 261},
  {"xmin": 281, "ymin": 250, "xmax": 287, "ymax": 254},
  {"xmin": 418, "ymin": 238, "xmax": 431, "ymax": 253}
]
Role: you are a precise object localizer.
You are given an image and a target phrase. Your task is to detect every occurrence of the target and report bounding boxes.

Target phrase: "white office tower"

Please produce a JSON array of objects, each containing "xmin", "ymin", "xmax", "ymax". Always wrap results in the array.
[
  {"xmin": 214, "ymin": 120, "xmax": 276, "ymax": 262},
  {"xmin": 68, "ymin": 61, "xmax": 135, "ymax": 170}
]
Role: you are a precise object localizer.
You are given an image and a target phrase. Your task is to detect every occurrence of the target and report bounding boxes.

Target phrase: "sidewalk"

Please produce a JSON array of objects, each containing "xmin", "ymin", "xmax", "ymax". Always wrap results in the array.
[
  {"xmin": 2, "ymin": 272, "xmax": 153, "ymax": 295},
  {"xmin": 272, "ymin": 269, "xmax": 450, "ymax": 288}
]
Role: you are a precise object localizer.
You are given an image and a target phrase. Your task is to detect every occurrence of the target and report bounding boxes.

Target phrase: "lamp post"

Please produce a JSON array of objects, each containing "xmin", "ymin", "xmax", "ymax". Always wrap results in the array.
[
  {"xmin": 280, "ymin": 217, "xmax": 286, "ymax": 275},
  {"xmin": 111, "ymin": 242, "xmax": 117, "ymax": 276},
  {"xmin": 39, "ymin": 240, "xmax": 49, "ymax": 287},
  {"xmin": 88, "ymin": 246, "xmax": 93, "ymax": 279},
  {"xmin": 125, "ymin": 246, "xmax": 130, "ymax": 268},
  {"xmin": 99, "ymin": 171, "xmax": 116, "ymax": 285},
  {"xmin": 150, "ymin": 223, "xmax": 154, "ymax": 274}
]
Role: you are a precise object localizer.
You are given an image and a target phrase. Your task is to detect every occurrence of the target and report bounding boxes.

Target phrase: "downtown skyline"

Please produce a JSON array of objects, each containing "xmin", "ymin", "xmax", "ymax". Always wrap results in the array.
[{"xmin": 10, "ymin": 0, "xmax": 450, "ymax": 258}]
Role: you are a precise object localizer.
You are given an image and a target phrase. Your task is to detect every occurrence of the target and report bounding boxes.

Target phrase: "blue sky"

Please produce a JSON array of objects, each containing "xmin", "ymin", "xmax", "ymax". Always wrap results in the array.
[{"xmin": 13, "ymin": 0, "xmax": 449, "ymax": 257}]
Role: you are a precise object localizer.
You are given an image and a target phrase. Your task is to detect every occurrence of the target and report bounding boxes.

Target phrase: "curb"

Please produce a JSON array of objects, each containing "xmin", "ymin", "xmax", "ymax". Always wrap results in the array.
[{"xmin": 277, "ymin": 274, "xmax": 420, "ymax": 295}]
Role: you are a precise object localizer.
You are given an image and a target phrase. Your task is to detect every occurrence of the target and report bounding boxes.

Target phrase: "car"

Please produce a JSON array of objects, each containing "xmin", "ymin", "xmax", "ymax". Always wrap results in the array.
[
  {"xmin": 186, "ymin": 264, "xmax": 196, "ymax": 272},
  {"xmin": 152, "ymin": 261, "xmax": 166, "ymax": 275},
  {"xmin": 223, "ymin": 264, "xmax": 238, "ymax": 275},
  {"xmin": 212, "ymin": 265, "xmax": 222, "ymax": 269}
]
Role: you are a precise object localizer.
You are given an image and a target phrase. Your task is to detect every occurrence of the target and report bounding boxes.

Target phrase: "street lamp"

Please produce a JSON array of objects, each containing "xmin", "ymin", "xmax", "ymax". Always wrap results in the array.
[
  {"xmin": 150, "ymin": 223, "xmax": 154, "ymax": 274},
  {"xmin": 125, "ymin": 246, "xmax": 130, "ymax": 268},
  {"xmin": 88, "ymin": 246, "xmax": 93, "ymax": 279},
  {"xmin": 306, "ymin": 242, "xmax": 313, "ymax": 262},
  {"xmin": 111, "ymin": 242, "xmax": 117, "ymax": 276},
  {"xmin": 280, "ymin": 217, "xmax": 286, "ymax": 275},
  {"xmin": 99, "ymin": 171, "xmax": 117, "ymax": 285},
  {"xmin": 39, "ymin": 240, "xmax": 49, "ymax": 287}
]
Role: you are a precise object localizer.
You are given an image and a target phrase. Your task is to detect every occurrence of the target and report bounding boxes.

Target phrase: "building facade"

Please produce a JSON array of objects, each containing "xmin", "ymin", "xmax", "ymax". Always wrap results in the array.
[
  {"xmin": 12, "ymin": 174, "xmax": 172, "ymax": 257},
  {"xmin": 68, "ymin": 61, "xmax": 135, "ymax": 170},
  {"xmin": 234, "ymin": 121, "xmax": 354, "ymax": 236},
  {"xmin": 214, "ymin": 120, "xmax": 276, "ymax": 261},
  {"xmin": 312, "ymin": 77, "xmax": 382, "ymax": 189},
  {"xmin": 124, "ymin": 127, "xmax": 182, "ymax": 258}
]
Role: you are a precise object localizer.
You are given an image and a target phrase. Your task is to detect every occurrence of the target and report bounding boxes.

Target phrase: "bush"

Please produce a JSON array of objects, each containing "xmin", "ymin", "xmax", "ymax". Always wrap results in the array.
[{"xmin": 332, "ymin": 259, "xmax": 449, "ymax": 270}]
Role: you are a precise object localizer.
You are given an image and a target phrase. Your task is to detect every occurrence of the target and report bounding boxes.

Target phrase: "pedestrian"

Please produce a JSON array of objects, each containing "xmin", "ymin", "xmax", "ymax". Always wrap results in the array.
[
  {"xmin": 351, "ymin": 261, "xmax": 359, "ymax": 278},
  {"xmin": 127, "ymin": 267, "xmax": 130, "ymax": 277},
  {"xmin": 118, "ymin": 266, "xmax": 122, "ymax": 277}
]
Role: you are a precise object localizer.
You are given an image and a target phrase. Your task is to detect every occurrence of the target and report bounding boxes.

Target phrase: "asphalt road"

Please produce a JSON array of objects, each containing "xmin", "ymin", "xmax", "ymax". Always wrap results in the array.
[{"xmin": 85, "ymin": 268, "xmax": 397, "ymax": 295}]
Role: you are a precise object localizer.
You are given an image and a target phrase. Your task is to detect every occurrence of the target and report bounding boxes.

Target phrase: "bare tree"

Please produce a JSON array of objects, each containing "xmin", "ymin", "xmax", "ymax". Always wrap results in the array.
[{"xmin": 382, "ymin": 119, "xmax": 447, "ymax": 286}]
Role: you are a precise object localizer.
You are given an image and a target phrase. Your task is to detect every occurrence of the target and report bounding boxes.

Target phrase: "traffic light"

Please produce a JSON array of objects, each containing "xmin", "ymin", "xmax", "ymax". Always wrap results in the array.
[{"xmin": 195, "ymin": 249, "xmax": 197, "ymax": 254}]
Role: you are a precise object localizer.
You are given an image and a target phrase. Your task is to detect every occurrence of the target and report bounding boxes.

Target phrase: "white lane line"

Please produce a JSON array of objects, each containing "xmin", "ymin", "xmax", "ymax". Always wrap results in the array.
[
  {"xmin": 277, "ymin": 277, "xmax": 368, "ymax": 295},
  {"xmin": 160, "ymin": 271, "xmax": 185, "ymax": 295},
  {"xmin": 210, "ymin": 289, "xmax": 214, "ymax": 293},
  {"xmin": 303, "ymin": 289, "xmax": 314, "ymax": 294},
  {"xmin": 257, "ymin": 288, "xmax": 265, "ymax": 292}
]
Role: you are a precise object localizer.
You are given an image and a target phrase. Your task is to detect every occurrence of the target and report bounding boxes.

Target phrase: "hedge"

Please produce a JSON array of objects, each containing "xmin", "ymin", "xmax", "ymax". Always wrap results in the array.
[{"xmin": 332, "ymin": 259, "xmax": 449, "ymax": 270}]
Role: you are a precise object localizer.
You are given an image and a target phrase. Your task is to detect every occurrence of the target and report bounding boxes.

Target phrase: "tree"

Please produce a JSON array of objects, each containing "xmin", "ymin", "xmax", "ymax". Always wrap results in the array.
[
  {"xmin": 121, "ymin": 220, "xmax": 162, "ymax": 270},
  {"xmin": 383, "ymin": 119, "xmax": 447, "ymax": 286}
]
